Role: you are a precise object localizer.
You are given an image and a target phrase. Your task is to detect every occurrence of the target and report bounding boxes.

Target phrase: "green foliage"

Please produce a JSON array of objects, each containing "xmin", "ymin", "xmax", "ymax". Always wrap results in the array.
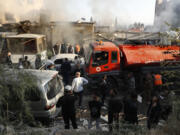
[{"xmin": 0, "ymin": 66, "xmax": 38, "ymax": 125}]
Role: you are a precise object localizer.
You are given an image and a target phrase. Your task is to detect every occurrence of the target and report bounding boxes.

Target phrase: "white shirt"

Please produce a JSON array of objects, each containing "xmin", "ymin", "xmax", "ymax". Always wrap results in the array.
[
  {"xmin": 74, "ymin": 58, "xmax": 81, "ymax": 65},
  {"xmin": 72, "ymin": 77, "xmax": 88, "ymax": 93}
]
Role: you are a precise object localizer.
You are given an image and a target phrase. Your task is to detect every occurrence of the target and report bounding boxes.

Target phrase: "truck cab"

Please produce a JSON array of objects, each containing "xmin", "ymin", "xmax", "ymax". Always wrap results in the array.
[{"xmin": 85, "ymin": 41, "xmax": 121, "ymax": 75}]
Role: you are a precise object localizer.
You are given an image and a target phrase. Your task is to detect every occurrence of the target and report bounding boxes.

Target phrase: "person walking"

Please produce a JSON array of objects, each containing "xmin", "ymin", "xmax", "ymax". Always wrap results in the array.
[
  {"xmin": 35, "ymin": 54, "xmax": 42, "ymax": 69},
  {"xmin": 74, "ymin": 63, "xmax": 84, "ymax": 77},
  {"xmin": 68, "ymin": 45, "xmax": 74, "ymax": 53},
  {"xmin": 72, "ymin": 72, "xmax": 88, "ymax": 107},
  {"xmin": 65, "ymin": 43, "xmax": 69, "ymax": 53},
  {"xmin": 123, "ymin": 92, "xmax": 138, "ymax": 124},
  {"xmin": 6, "ymin": 52, "xmax": 12, "ymax": 67},
  {"xmin": 88, "ymin": 94, "xmax": 102, "ymax": 130},
  {"xmin": 143, "ymin": 73, "xmax": 154, "ymax": 104},
  {"xmin": 23, "ymin": 56, "xmax": 31, "ymax": 69},
  {"xmin": 60, "ymin": 58, "xmax": 71, "ymax": 85},
  {"xmin": 59, "ymin": 85, "xmax": 78, "ymax": 129},
  {"xmin": 108, "ymin": 89, "xmax": 123, "ymax": 131},
  {"xmin": 147, "ymin": 95, "xmax": 161, "ymax": 129},
  {"xmin": 99, "ymin": 75, "xmax": 109, "ymax": 105},
  {"xmin": 18, "ymin": 58, "xmax": 24, "ymax": 69},
  {"xmin": 126, "ymin": 72, "xmax": 136, "ymax": 94}
]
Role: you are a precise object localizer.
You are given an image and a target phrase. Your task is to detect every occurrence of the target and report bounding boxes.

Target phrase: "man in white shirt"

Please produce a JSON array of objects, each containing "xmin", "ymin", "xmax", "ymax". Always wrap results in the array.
[{"xmin": 72, "ymin": 72, "xmax": 88, "ymax": 107}]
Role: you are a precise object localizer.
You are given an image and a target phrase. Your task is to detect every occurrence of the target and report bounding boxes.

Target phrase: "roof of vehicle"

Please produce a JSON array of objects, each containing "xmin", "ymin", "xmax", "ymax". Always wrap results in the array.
[
  {"xmin": 6, "ymin": 34, "xmax": 45, "ymax": 39},
  {"xmin": 51, "ymin": 53, "xmax": 78, "ymax": 61},
  {"xmin": 91, "ymin": 41, "xmax": 119, "ymax": 51},
  {"xmin": 119, "ymin": 45, "xmax": 180, "ymax": 66},
  {"xmin": 26, "ymin": 69, "xmax": 59, "ymax": 86},
  {"xmin": 1, "ymin": 69, "xmax": 59, "ymax": 86}
]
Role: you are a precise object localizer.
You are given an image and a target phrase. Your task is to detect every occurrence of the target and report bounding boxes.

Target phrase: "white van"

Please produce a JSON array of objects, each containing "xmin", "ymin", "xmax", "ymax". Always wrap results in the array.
[{"xmin": 2, "ymin": 69, "xmax": 64, "ymax": 119}]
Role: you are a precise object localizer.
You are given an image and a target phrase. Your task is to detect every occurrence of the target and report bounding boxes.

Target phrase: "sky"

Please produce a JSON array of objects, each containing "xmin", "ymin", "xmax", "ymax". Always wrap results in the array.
[
  {"xmin": 65, "ymin": 0, "xmax": 157, "ymax": 25},
  {"xmin": 0, "ymin": 0, "xmax": 157, "ymax": 25}
]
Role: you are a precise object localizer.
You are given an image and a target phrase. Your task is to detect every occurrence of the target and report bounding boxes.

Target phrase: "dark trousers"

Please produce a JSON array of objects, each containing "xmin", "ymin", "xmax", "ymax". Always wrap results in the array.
[
  {"xmin": 74, "ymin": 91, "xmax": 83, "ymax": 106},
  {"xmin": 101, "ymin": 93, "xmax": 106, "ymax": 104},
  {"xmin": 108, "ymin": 111, "xmax": 119, "ymax": 131},
  {"xmin": 62, "ymin": 73, "xmax": 70, "ymax": 85},
  {"xmin": 154, "ymin": 85, "xmax": 162, "ymax": 94},
  {"xmin": 63, "ymin": 113, "xmax": 77, "ymax": 129}
]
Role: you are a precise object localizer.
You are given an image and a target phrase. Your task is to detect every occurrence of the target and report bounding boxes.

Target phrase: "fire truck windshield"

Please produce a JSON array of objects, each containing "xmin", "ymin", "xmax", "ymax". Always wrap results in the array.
[{"xmin": 92, "ymin": 51, "xmax": 108, "ymax": 67}]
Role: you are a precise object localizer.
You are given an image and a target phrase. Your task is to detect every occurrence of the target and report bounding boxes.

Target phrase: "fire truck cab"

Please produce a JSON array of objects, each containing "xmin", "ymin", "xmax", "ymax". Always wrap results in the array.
[{"xmin": 86, "ymin": 41, "xmax": 121, "ymax": 75}]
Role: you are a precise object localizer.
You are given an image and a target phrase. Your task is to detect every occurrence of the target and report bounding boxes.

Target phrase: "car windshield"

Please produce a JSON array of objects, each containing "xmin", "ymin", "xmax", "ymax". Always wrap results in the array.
[{"xmin": 45, "ymin": 75, "xmax": 63, "ymax": 100}]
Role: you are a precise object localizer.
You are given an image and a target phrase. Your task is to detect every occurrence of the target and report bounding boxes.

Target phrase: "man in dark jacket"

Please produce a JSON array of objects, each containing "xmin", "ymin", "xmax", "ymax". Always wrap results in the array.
[
  {"xmin": 123, "ymin": 92, "xmax": 138, "ymax": 124},
  {"xmin": 59, "ymin": 85, "xmax": 78, "ymax": 129},
  {"xmin": 108, "ymin": 89, "xmax": 123, "ymax": 131},
  {"xmin": 60, "ymin": 58, "xmax": 71, "ymax": 85},
  {"xmin": 99, "ymin": 75, "xmax": 109, "ymax": 104},
  {"xmin": 147, "ymin": 95, "xmax": 161, "ymax": 129},
  {"xmin": 88, "ymin": 94, "xmax": 102, "ymax": 129}
]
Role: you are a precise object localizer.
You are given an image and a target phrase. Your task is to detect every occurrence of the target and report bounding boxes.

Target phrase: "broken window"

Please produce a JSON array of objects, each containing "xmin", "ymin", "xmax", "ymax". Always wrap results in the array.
[
  {"xmin": 45, "ymin": 76, "xmax": 63, "ymax": 100},
  {"xmin": 7, "ymin": 38, "xmax": 37, "ymax": 54},
  {"xmin": 92, "ymin": 51, "xmax": 109, "ymax": 67}
]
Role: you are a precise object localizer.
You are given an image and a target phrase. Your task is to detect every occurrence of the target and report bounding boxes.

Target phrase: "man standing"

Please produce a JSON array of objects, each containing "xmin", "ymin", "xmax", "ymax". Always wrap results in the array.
[
  {"xmin": 108, "ymin": 89, "xmax": 123, "ymax": 131},
  {"xmin": 35, "ymin": 54, "xmax": 42, "ymax": 69},
  {"xmin": 99, "ymin": 75, "xmax": 109, "ymax": 104},
  {"xmin": 147, "ymin": 95, "xmax": 161, "ymax": 129},
  {"xmin": 6, "ymin": 52, "xmax": 12, "ymax": 67},
  {"xmin": 23, "ymin": 56, "xmax": 31, "ymax": 69},
  {"xmin": 126, "ymin": 72, "xmax": 136, "ymax": 94},
  {"xmin": 72, "ymin": 72, "xmax": 88, "ymax": 107},
  {"xmin": 123, "ymin": 92, "xmax": 138, "ymax": 124},
  {"xmin": 154, "ymin": 73, "xmax": 163, "ymax": 93},
  {"xmin": 59, "ymin": 85, "xmax": 78, "ymax": 129},
  {"xmin": 68, "ymin": 45, "xmax": 74, "ymax": 54},
  {"xmin": 88, "ymin": 94, "xmax": 102, "ymax": 130},
  {"xmin": 60, "ymin": 58, "xmax": 71, "ymax": 85}
]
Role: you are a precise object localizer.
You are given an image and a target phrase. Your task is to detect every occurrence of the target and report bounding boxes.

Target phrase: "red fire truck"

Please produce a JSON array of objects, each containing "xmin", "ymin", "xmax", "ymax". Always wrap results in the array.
[{"xmin": 84, "ymin": 41, "xmax": 180, "ymax": 91}]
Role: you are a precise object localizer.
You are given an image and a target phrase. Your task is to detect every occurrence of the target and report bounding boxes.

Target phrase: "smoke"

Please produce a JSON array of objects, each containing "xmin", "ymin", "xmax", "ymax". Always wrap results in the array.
[
  {"xmin": 42, "ymin": 0, "xmax": 72, "ymax": 21},
  {"xmin": 0, "ymin": 0, "xmax": 43, "ymax": 22},
  {"xmin": 154, "ymin": 0, "xmax": 180, "ymax": 32},
  {"xmin": 89, "ymin": 0, "xmax": 118, "ymax": 26},
  {"xmin": 0, "ymin": 0, "xmax": 74, "ymax": 23}
]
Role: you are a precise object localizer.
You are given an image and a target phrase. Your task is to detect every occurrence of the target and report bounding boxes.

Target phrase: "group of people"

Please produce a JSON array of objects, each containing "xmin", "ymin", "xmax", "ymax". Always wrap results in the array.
[
  {"xmin": 59, "ymin": 71, "xmax": 88, "ymax": 129},
  {"xmin": 6, "ymin": 52, "xmax": 31, "ymax": 69},
  {"xmin": 125, "ymin": 72, "xmax": 172, "ymax": 130},
  {"xmin": 58, "ymin": 70, "xmax": 172, "ymax": 131},
  {"xmin": 53, "ymin": 43, "xmax": 84, "ymax": 56}
]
